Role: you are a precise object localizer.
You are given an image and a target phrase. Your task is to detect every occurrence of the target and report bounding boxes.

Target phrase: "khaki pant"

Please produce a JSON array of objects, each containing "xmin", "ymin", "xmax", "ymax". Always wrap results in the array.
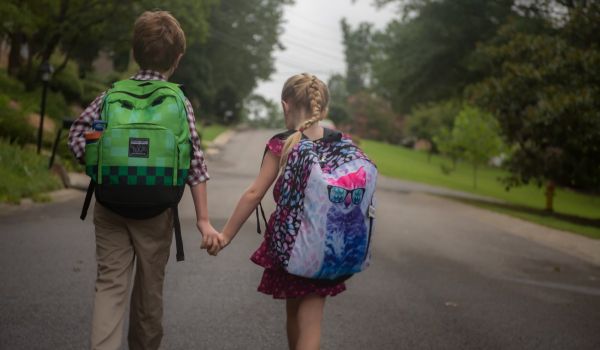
[{"xmin": 91, "ymin": 203, "xmax": 173, "ymax": 350}]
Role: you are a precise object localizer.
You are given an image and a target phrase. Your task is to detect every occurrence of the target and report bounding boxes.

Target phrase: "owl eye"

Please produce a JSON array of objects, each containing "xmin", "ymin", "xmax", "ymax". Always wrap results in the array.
[
  {"xmin": 352, "ymin": 188, "xmax": 365, "ymax": 205},
  {"xmin": 328, "ymin": 186, "xmax": 347, "ymax": 203}
]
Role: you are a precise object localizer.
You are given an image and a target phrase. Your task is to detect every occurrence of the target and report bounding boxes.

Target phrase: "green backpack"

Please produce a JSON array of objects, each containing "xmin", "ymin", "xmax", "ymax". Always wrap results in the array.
[{"xmin": 81, "ymin": 79, "xmax": 192, "ymax": 261}]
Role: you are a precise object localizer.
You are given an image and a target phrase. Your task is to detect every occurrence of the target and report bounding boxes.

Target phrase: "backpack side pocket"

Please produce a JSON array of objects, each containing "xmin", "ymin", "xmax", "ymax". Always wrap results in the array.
[{"xmin": 84, "ymin": 142, "xmax": 99, "ymax": 182}]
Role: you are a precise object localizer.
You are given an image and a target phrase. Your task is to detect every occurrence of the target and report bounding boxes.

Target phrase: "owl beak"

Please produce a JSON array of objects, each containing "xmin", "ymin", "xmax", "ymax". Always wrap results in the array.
[{"xmin": 344, "ymin": 193, "xmax": 352, "ymax": 208}]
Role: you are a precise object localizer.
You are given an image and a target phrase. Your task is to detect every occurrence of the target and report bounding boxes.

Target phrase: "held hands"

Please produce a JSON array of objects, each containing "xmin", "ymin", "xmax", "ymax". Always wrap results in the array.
[{"xmin": 197, "ymin": 220, "xmax": 229, "ymax": 256}]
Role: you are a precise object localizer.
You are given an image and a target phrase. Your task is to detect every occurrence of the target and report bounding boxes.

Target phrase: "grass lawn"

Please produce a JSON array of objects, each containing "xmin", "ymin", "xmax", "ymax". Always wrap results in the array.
[
  {"xmin": 361, "ymin": 139, "xmax": 600, "ymax": 238},
  {"xmin": 0, "ymin": 140, "xmax": 63, "ymax": 203},
  {"xmin": 199, "ymin": 124, "xmax": 228, "ymax": 145}
]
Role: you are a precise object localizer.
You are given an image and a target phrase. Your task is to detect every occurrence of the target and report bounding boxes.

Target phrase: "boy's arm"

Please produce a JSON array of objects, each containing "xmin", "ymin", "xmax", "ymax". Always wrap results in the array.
[
  {"xmin": 190, "ymin": 182, "xmax": 220, "ymax": 254},
  {"xmin": 68, "ymin": 93, "xmax": 105, "ymax": 162},
  {"xmin": 183, "ymin": 98, "xmax": 220, "ymax": 253},
  {"xmin": 183, "ymin": 98, "xmax": 210, "ymax": 185}
]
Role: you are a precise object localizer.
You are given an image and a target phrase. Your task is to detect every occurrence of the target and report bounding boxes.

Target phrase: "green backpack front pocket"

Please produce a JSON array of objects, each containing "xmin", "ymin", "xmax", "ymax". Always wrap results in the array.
[{"xmin": 98, "ymin": 125, "xmax": 179, "ymax": 186}]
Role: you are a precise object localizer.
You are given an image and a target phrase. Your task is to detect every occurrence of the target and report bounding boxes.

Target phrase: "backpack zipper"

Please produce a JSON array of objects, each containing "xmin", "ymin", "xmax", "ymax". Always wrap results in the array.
[{"xmin": 109, "ymin": 86, "xmax": 180, "ymax": 100}]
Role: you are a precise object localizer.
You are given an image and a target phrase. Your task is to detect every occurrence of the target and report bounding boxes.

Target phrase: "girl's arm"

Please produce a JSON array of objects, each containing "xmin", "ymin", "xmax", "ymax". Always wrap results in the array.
[{"xmin": 220, "ymin": 150, "xmax": 280, "ymax": 247}]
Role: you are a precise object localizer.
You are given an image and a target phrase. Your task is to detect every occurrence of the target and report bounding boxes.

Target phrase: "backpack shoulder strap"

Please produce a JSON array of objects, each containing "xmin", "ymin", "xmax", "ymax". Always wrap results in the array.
[
  {"xmin": 80, "ymin": 179, "xmax": 95, "ymax": 220},
  {"xmin": 321, "ymin": 127, "xmax": 343, "ymax": 142},
  {"xmin": 172, "ymin": 206, "xmax": 185, "ymax": 261},
  {"xmin": 255, "ymin": 143, "xmax": 270, "ymax": 234},
  {"xmin": 254, "ymin": 130, "xmax": 294, "ymax": 234}
]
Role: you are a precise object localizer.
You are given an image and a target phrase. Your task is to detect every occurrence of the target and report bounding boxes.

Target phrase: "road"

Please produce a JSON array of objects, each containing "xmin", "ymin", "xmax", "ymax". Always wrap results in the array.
[{"xmin": 1, "ymin": 129, "xmax": 599, "ymax": 350}]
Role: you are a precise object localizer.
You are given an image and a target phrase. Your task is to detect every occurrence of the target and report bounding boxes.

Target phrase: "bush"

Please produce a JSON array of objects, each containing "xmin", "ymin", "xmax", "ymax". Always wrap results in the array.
[
  {"xmin": 81, "ymin": 78, "xmax": 107, "ymax": 105},
  {"xmin": 0, "ymin": 139, "xmax": 62, "ymax": 203},
  {"xmin": 0, "ymin": 70, "xmax": 25, "ymax": 93},
  {"xmin": 50, "ymin": 63, "xmax": 83, "ymax": 103},
  {"xmin": 0, "ymin": 94, "xmax": 35, "ymax": 145}
]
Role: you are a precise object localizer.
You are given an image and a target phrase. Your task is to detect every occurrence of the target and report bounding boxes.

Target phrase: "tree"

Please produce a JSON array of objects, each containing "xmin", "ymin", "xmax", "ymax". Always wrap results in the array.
[
  {"xmin": 0, "ymin": 0, "xmax": 216, "ymax": 88},
  {"xmin": 406, "ymin": 99, "xmax": 461, "ymax": 158},
  {"xmin": 471, "ymin": 2, "xmax": 600, "ymax": 210},
  {"xmin": 244, "ymin": 94, "xmax": 283, "ymax": 129},
  {"xmin": 371, "ymin": 0, "xmax": 514, "ymax": 113},
  {"xmin": 433, "ymin": 126, "xmax": 462, "ymax": 171},
  {"xmin": 346, "ymin": 91, "xmax": 403, "ymax": 143},
  {"xmin": 441, "ymin": 105, "xmax": 503, "ymax": 189},
  {"xmin": 172, "ymin": 0, "xmax": 292, "ymax": 124},
  {"xmin": 341, "ymin": 19, "xmax": 374, "ymax": 94},
  {"xmin": 327, "ymin": 74, "xmax": 351, "ymax": 126}
]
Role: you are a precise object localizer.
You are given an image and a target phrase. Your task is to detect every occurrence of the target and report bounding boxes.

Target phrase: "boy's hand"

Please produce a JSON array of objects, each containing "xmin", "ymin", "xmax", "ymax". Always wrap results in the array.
[{"xmin": 198, "ymin": 220, "xmax": 221, "ymax": 256}]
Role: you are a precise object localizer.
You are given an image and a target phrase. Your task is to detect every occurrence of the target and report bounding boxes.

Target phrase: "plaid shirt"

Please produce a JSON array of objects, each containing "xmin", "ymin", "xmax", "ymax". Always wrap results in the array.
[{"xmin": 68, "ymin": 70, "xmax": 209, "ymax": 185}]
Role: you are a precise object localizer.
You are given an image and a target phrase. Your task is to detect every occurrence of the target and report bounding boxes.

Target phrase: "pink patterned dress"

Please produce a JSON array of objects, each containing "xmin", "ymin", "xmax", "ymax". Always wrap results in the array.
[{"xmin": 250, "ymin": 132, "xmax": 347, "ymax": 299}]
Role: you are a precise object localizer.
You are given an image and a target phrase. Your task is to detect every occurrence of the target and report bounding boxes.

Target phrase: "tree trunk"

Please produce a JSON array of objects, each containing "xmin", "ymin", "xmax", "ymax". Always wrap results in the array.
[
  {"xmin": 472, "ymin": 163, "xmax": 478, "ymax": 189},
  {"xmin": 7, "ymin": 32, "xmax": 25, "ymax": 77},
  {"xmin": 545, "ymin": 180, "xmax": 555, "ymax": 212}
]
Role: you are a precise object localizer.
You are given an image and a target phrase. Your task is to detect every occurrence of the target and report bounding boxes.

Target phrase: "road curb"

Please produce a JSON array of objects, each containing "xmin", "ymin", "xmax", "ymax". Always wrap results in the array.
[
  {"xmin": 205, "ymin": 129, "xmax": 236, "ymax": 159},
  {"xmin": 0, "ymin": 188, "xmax": 83, "ymax": 217},
  {"xmin": 418, "ymin": 192, "xmax": 600, "ymax": 266}
]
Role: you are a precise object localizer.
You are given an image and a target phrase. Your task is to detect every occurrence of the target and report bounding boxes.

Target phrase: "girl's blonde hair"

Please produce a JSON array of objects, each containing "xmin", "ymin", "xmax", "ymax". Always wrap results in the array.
[{"xmin": 280, "ymin": 73, "xmax": 330, "ymax": 169}]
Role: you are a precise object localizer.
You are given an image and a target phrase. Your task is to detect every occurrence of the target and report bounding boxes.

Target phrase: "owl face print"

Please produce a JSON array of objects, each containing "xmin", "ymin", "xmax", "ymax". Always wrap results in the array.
[{"xmin": 326, "ymin": 167, "xmax": 366, "ymax": 210}]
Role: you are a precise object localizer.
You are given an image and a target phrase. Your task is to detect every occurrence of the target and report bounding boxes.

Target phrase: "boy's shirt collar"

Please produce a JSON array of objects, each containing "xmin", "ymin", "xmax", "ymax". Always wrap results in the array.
[{"xmin": 130, "ymin": 70, "xmax": 166, "ymax": 81}]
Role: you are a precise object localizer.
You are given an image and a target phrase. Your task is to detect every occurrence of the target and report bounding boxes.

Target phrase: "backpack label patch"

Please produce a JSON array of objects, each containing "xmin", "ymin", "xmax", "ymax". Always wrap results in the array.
[{"xmin": 128, "ymin": 138, "xmax": 149, "ymax": 158}]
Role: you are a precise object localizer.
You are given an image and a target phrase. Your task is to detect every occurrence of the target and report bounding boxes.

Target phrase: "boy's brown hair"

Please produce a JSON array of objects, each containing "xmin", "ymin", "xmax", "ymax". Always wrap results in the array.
[{"xmin": 132, "ymin": 11, "xmax": 186, "ymax": 72}]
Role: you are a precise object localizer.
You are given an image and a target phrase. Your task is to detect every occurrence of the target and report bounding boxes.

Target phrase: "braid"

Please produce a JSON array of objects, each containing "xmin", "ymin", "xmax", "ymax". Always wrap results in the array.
[
  {"xmin": 279, "ymin": 73, "xmax": 330, "ymax": 170},
  {"xmin": 308, "ymin": 75, "xmax": 324, "ymax": 121},
  {"xmin": 298, "ymin": 75, "xmax": 324, "ymax": 132}
]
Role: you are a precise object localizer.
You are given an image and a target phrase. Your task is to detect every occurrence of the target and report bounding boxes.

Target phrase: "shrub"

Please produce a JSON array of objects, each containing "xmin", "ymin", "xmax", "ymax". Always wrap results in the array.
[
  {"xmin": 0, "ymin": 94, "xmax": 35, "ymax": 145},
  {"xmin": 0, "ymin": 139, "xmax": 62, "ymax": 203}
]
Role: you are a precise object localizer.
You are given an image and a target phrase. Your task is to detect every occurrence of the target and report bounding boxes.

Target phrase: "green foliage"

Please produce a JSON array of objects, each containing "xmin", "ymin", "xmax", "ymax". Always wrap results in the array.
[
  {"xmin": 327, "ymin": 74, "xmax": 351, "ymax": 126},
  {"xmin": 0, "ymin": 94, "xmax": 34, "ymax": 145},
  {"xmin": 0, "ymin": 70, "xmax": 70, "ymax": 145},
  {"xmin": 48, "ymin": 58, "xmax": 83, "ymax": 102},
  {"xmin": 200, "ymin": 124, "xmax": 228, "ymax": 142},
  {"xmin": 406, "ymin": 99, "xmax": 461, "ymax": 149},
  {"xmin": 346, "ymin": 91, "xmax": 403, "ymax": 143},
  {"xmin": 433, "ymin": 127, "xmax": 461, "ymax": 169},
  {"xmin": 361, "ymin": 138, "xmax": 600, "ymax": 237},
  {"xmin": 471, "ymin": 11, "xmax": 600, "ymax": 192},
  {"xmin": 243, "ymin": 94, "xmax": 283, "ymax": 129},
  {"xmin": 372, "ymin": 0, "xmax": 514, "ymax": 113},
  {"xmin": 341, "ymin": 20, "xmax": 374, "ymax": 94},
  {"xmin": 1, "ymin": 0, "xmax": 217, "ymax": 89},
  {"xmin": 0, "ymin": 139, "xmax": 62, "ymax": 203},
  {"xmin": 80, "ymin": 77, "xmax": 108, "ymax": 106},
  {"xmin": 445, "ymin": 105, "xmax": 504, "ymax": 188},
  {"xmin": 172, "ymin": 0, "xmax": 291, "ymax": 124}
]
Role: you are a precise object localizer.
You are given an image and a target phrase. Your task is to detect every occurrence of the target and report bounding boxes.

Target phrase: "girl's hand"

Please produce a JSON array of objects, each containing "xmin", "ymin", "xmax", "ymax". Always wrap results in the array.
[{"xmin": 217, "ymin": 233, "xmax": 230, "ymax": 250}]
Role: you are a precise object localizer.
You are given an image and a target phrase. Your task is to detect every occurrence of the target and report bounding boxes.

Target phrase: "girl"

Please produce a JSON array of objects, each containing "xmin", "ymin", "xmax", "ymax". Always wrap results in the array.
[{"xmin": 211, "ymin": 73, "xmax": 346, "ymax": 350}]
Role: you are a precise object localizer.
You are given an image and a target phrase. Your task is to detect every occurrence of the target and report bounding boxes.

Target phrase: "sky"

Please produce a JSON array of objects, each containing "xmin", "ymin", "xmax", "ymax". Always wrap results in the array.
[{"xmin": 253, "ymin": 0, "xmax": 397, "ymax": 102}]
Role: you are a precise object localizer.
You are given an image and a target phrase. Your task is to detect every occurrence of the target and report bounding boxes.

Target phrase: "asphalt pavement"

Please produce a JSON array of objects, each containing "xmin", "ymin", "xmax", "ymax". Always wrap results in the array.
[{"xmin": 1, "ymin": 129, "xmax": 599, "ymax": 350}]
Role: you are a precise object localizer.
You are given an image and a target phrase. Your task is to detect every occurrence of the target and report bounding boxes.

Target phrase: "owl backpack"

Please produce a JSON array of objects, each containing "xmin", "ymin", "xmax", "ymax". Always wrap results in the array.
[{"xmin": 258, "ymin": 129, "xmax": 377, "ymax": 280}]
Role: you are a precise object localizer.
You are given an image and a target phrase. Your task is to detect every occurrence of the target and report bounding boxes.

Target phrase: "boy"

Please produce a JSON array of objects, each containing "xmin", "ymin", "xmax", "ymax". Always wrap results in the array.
[{"xmin": 68, "ymin": 11, "xmax": 220, "ymax": 350}]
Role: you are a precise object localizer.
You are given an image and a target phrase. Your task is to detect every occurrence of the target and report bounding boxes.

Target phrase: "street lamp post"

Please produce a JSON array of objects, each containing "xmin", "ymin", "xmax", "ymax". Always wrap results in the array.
[{"xmin": 36, "ymin": 61, "xmax": 54, "ymax": 154}]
